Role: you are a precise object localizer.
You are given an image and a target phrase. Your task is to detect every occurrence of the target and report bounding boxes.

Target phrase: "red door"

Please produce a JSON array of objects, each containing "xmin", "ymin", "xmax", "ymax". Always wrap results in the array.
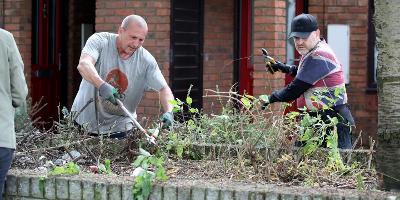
[
  {"xmin": 238, "ymin": 0, "xmax": 253, "ymax": 95},
  {"xmin": 31, "ymin": 0, "xmax": 61, "ymax": 124}
]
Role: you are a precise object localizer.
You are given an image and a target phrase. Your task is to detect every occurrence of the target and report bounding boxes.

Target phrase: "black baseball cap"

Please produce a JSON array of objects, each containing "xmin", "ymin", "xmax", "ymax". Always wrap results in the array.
[{"xmin": 289, "ymin": 14, "xmax": 318, "ymax": 39}]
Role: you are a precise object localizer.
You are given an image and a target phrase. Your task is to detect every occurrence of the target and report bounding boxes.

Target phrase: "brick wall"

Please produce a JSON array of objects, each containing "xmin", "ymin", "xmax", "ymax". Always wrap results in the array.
[
  {"xmin": 95, "ymin": 0, "xmax": 171, "ymax": 121},
  {"xmin": 2, "ymin": 0, "xmax": 32, "ymax": 93},
  {"xmin": 2, "ymin": 0, "xmax": 377, "ymax": 139},
  {"xmin": 308, "ymin": 0, "xmax": 377, "ymax": 144},
  {"xmin": 4, "ymin": 172, "xmax": 398, "ymax": 200},
  {"xmin": 202, "ymin": 0, "xmax": 234, "ymax": 113},
  {"xmin": 252, "ymin": 0, "xmax": 287, "ymax": 110}
]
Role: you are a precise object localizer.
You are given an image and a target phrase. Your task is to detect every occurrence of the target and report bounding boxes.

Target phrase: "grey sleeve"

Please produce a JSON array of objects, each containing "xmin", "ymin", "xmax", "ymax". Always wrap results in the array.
[
  {"xmin": 145, "ymin": 60, "xmax": 168, "ymax": 91},
  {"xmin": 8, "ymin": 34, "xmax": 28, "ymax": 107},
  {"xmin": 82, "ymin": 33, "xmax": 103, "ymax": 61}
]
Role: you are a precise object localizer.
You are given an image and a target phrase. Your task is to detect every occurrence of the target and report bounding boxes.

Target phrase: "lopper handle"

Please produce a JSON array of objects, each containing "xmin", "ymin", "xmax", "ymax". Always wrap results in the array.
[{"xmin": 116, "ymin": 99, "xmax": 157, "ymax": 144}]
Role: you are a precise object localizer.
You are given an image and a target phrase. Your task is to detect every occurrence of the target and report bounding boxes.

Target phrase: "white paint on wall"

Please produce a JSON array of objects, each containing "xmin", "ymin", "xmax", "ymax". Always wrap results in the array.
[{"xmin": 327, "ymin": 24, "xmax": 350, "ymax": 84}]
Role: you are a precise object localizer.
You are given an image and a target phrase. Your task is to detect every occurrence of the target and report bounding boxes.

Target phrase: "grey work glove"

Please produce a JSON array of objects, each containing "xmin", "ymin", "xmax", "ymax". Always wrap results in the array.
[
  {"xmin": 99, "ymin": 82, "xmax": 120, "ymax": 105},
  {"xmin": 160, "ymin": 112, "xmax": 174, "ymax": 130},
  {"xmin": 260, "ymin": 95, "xmax": 270, "ymax": 110}
]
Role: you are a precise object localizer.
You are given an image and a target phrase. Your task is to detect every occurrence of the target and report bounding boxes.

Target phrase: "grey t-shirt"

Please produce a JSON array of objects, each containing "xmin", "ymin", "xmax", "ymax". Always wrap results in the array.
[{"xmin": 72, "ymin": 32, "xmax": 167, "ymax": 134}]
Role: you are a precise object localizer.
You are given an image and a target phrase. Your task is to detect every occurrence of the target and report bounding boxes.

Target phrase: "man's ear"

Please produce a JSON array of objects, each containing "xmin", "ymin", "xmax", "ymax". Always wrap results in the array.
[
  {"xmin": 315, "ymin": 29, "xmax": 320, "ymax": 38},
  {"xmin": 117, "ymin": 27, "xmax": 124, "ymax": 35}
]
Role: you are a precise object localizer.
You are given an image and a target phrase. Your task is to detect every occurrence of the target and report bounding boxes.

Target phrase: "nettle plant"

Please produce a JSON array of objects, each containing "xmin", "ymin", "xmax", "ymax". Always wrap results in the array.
[
  {"xmin": 165, "ymin": 89, "xmax": 287, "ymax": 157},
  {"xmin": 131, "ymin": 148, "xmax": 168, "ymax": 200},
  {"xmin": 159, "ymin": 86, "xmax": 373, "ymax": 187}
]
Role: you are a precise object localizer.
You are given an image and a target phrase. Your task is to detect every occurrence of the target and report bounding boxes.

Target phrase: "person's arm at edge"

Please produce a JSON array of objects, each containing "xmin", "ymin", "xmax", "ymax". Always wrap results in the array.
[
  {"xmin": 77, "ymin": 53, "xmax": 105, "ymax": 89},
  {"xmin": 159, "ymin": 86, "xmax": 174, "ymax": 113},
  {"xmin": 9, "ymin": 34, "xmax": 28, "ymax": 107}
]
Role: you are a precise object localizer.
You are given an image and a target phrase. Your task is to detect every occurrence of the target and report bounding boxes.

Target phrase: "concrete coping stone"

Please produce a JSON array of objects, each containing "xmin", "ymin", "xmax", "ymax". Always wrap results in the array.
[{"xmin": 3, "ymin": 169, "xmax": 399, "ymax": 200}]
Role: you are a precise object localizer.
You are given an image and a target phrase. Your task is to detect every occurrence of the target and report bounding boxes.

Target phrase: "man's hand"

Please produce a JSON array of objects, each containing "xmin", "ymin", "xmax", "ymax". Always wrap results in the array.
[
  {"xmin": 266, "ymin": 61, "xmax": 292, "ymax": 74},
  {"xmin": 160, "ymin": 112, "xmax": 174, "ymax": 129},
  {"xmin": 260, "ymin": 95, "xmax": 270, "ymax": 110},
  {"xmin": 99, "ymin": 82, "xmax": 119, "ymax": 105}
]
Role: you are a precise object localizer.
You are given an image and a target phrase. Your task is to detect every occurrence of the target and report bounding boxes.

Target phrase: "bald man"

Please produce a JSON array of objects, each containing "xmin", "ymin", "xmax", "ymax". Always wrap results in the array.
[{"xmin": 72, "ymin": 15, "xmax": 174, "ymax": 137}]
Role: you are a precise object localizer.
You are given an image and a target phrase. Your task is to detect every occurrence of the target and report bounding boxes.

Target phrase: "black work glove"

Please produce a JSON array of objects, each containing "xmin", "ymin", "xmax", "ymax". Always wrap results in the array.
[
  {"xmin": 99, "ymin": 82, "xmax": 120, "ymax": 105},
  {"xmin": 266, "ymin": 61, "xmax": 293, "ymax": 74}
]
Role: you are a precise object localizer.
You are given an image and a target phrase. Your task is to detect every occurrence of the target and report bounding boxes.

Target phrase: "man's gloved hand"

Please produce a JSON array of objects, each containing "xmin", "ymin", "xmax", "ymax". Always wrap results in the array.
[
  {"xmin": 99, "ymin": 82, "xmax": 120, "ymax": 105},
  {"xmin": 266, "ymin": 61, "xmax": 292, "ymax": 74},
  {"xmin": 260, "ymin": 95, "xmax": 270, "ymax": 110},
  {"xmin": 160, "ymin": 112, "xmax": 174, "ymax": 129}
]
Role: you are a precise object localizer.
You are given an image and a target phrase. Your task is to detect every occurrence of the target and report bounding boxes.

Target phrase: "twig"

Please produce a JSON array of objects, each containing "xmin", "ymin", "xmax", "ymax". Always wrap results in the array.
[
  {"xmin": 72, "ymin": 98, "xmax": 94, "ymax": 121},
  {"xmin": 83, "ymin": 143, "xmax": 98, "ymax": 161},
  {"xmin": 15, "ymin": 137, "xmax": 98, "ymax": 156},
  {"xmin": 203, "ymin": 91, "xmax": 256, "ymax": 118},
  {"xmin": 367, "ymin": 137, "xmax": 375, "ymax": 170},
  {"xmin": 346, "ymin": 130, "xmax": 363, "ymax": 163}
]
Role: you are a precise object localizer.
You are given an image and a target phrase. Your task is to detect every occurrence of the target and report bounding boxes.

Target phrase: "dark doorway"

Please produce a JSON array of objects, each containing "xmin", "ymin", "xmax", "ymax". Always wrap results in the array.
[{"xmin": 170, "ymin": 0, "xmax": 204, "ymax": 109}]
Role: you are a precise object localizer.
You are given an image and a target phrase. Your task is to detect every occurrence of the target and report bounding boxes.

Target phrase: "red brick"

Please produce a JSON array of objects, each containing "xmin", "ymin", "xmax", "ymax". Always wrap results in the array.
[
  {"xmin": 358, "ymin": 0, "xmax": 368, "ymax": 6},
  {"xmin": 126, "ymin": 1, "xmax": 146, "ymax": 8},
  {"xmin": 337, "ymin": 0, "xmax": 357, "ymax": 6},
  {"xmin": 114, "ymin": 9, "xmax": 133, "ymax": 16},
  {"xmin": 156, "ymin": 9, "xmax": 169, "ymax": 16},
  {"xmin": 346, "ymin": 7, "xmax": 368, "ymax": 13},
  {"xmin": 105, "ymin": 1, "xmax": 126, "ymax": 9}
]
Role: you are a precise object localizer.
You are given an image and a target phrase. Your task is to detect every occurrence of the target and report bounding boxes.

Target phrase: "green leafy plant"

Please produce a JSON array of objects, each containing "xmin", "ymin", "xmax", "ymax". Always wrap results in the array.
[
  {"xmin": 98, "ymin": 159, "xmax": 113, "ymax": 175},
  {"xmin": 48, "ymin": 162, "xmax": 80, "ymax": 176},
  {"xmin": 131, "ymin": 148, "xmax": 167, "ymax": 200},
  {"xmin": 356, "ymin": 173, "xmax": 365, "ymax": 190}
]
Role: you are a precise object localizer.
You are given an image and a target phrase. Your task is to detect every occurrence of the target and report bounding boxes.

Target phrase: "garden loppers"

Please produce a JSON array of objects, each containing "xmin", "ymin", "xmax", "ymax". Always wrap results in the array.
[
  {"xmin": 116, "ymin": 99, "xmax": 157, "ymax": 145},
  {"xmin": 261, "ymin": 48, "xmax": 277, "ymax": 74}
]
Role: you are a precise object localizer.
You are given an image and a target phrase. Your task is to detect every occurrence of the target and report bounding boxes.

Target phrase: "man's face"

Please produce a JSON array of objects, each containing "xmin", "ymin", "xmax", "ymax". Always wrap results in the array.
[
  {"xmin": 118, "ymin": 23, "xmax": 147, "ymax": 55},
  {"xmin": 293, "ymin": 31, "xmax": 318, "ymax": 56}
]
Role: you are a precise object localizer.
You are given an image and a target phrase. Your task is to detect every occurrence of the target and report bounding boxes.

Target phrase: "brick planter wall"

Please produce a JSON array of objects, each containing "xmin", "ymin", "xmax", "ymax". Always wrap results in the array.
[{"xmin": 3, "ymin": 170, "xmax": 399, "ymax": 200}]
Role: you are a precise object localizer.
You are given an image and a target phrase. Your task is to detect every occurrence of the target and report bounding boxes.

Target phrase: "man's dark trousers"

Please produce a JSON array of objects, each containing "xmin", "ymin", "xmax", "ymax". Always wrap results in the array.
[{"xmin": 0, "ymin": 147, "xmax": 14, "ymax": 200}]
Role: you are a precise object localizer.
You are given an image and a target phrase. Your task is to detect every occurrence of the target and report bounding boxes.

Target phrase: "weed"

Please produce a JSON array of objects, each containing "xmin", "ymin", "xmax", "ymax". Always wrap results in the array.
[{"xmin": 48, "ymin": 162, "xmax": 80, "ymax": 176}]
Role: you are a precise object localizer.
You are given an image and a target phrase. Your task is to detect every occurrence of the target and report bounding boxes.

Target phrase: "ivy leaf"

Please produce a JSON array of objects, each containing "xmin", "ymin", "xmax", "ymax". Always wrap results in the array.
[
  {"xmin": 172, "ymin": 107, "xmax": 181, "ymax": 113},
  {"xmin": 155, "ymin": 167, "xmax": 168, "ymax": 181},
  {"xmin": 176, "ymin": 144, "xmax": 184, "ymax": 158},
  {"xmin": 189, "ymin": 108, "xmax": 198, "ymax": 113},
  {"xmin": 132, "ymin": 155, "xmax": 146, "ymax": 167},
  {"xmin": 168, "ymin": 99, "xmax": 178, "ymax": 106},
  {"xmin": 334, "ymin": 87, "xmax": 341, "ymax": 97},
  {"xmin": 240, "ymin": 97, "xmax": 252, "ymax": 109},
  {"xmin": 186, "ymin": 96, "xmax": 193, "ymax": 105},
  {"xmin": 286, "ymin": 111, "xmax": 300, "ymax": 119},
  {"xmin": 299, "ymin": 128, "xmax": 313, "ymax": 141},
  {"xmin": 303, "ymin": 141, "xmax": 318, "ymax": 155}
]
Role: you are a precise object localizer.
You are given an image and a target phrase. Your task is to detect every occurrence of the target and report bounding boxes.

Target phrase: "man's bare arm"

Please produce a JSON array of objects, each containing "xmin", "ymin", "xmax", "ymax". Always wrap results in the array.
[
  {"xmin": 77, "ymin": 53, "xmax": 105, "ymax": 88},
  {"xmin": 159, "ymin": 86, "xmax": 174, "ymax": 113}
]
